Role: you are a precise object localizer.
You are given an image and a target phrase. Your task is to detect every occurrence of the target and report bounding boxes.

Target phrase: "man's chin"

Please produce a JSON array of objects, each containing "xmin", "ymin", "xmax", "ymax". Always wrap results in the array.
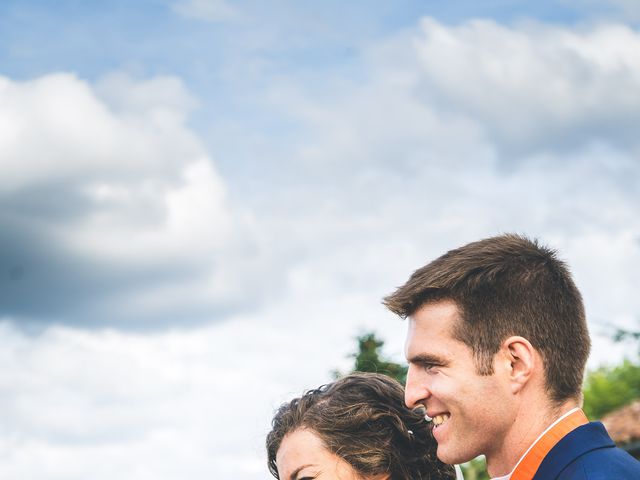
[{"xmin": 436, "ymin": 445, "xmax": 475, "ymax": 466}]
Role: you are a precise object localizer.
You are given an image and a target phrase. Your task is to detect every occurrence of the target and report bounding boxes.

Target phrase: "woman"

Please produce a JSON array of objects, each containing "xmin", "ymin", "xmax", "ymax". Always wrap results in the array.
[{"xmin": 266, "ymin": 372, "xmax": 457, "ymax": 480}]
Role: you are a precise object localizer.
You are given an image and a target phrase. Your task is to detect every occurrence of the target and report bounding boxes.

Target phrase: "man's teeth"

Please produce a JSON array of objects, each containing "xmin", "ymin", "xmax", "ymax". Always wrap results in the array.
[{"xmin": 431, "ymin": 413, "xmax": 451, "ymax": 427}]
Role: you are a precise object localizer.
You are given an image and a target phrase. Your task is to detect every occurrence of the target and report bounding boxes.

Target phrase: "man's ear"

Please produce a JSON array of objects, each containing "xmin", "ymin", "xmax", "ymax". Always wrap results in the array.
[{"xmin": 502, "ymin": 336, "xmax": 536, "ymax": 394}]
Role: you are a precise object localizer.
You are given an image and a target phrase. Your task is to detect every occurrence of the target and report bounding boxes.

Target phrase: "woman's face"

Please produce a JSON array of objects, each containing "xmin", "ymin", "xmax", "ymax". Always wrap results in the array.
[{"xmin": 276, "ymin": 428, "xmax": 369, "ymax": 480}]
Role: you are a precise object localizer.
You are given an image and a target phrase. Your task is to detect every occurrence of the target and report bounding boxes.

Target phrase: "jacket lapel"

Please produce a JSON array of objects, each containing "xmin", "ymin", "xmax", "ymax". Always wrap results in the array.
[{"xmin": 532, "ymin": 422, "xmax": 615, "ymax": 479}]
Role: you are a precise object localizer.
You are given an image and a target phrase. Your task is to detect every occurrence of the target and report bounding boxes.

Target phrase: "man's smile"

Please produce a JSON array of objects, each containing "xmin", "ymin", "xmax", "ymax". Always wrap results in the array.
[
  {"xmin": 424, "ymin": 410, "xmax": 451, "ymax": 428},
  {"xmin": 432, "ymin": 413, "xmax": 451, "ymax": 428}
]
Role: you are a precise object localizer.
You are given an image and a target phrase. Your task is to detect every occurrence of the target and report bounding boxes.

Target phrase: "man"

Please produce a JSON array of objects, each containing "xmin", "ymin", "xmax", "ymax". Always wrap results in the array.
[{"xmin": 384, "ymin": 234, "xmax": 640, "ymax": 479}]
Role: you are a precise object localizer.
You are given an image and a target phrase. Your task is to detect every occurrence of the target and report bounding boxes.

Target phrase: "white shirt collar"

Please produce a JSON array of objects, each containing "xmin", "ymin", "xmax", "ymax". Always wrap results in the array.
[{"xmin": 488, "ymin": 407, "xmax": 581, "ymax": 480}]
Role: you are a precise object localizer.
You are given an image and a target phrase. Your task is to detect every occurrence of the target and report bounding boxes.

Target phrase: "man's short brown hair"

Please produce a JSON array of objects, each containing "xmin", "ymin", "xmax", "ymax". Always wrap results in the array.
[{"xmin": 383, "ymin": 234, "xmax": 590, "ymax": 403}]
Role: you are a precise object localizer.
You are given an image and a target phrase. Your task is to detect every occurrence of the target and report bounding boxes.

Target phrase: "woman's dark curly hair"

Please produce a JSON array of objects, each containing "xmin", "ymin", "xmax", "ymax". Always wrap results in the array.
[{"xmin": 266, "ymin": 372, "xmax": 455, "ymax": 479}]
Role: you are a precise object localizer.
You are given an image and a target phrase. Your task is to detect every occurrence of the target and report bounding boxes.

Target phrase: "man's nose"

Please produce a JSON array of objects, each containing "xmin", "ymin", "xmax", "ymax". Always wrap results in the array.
[{"xmin": 404, "ymin": 364, "xmax": 430, "ymax": 409}]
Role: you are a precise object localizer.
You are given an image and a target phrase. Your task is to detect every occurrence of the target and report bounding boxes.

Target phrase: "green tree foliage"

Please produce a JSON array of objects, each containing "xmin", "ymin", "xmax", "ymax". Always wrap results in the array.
[
  {"xmin": 613, "ymin": 328, "xmax": 640, "ymax": 345},
  {"xmin": 352, "ymin": 332, "xmax": 408, "ymax": 384},
  {"xmin": 336, "ymin": 332, "xmax": 407, "ymax": 384},
  {"xmin": 583, "ymin": 358, "xmax": 640, "ymax": 420},
  {"xmin": 460, "ymin": 457, "xmax": 490, "ymax": 480}
]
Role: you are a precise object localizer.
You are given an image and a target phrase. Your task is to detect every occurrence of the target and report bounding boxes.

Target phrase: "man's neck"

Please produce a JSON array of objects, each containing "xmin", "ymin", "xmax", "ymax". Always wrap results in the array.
[{"xmin": 486, "ymin": 399, "xmax": 579, "ymax": 477}]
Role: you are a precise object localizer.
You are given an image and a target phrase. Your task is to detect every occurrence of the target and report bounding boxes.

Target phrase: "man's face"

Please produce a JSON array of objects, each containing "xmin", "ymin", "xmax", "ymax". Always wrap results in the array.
[{"xmin": 404, "ymin": 300, "xmax": 515, "ymax": 466}]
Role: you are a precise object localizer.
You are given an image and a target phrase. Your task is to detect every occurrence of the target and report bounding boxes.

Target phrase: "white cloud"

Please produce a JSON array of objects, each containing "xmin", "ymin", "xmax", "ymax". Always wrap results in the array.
[
  {"xmin": 0, "ymin": 321, "xmax": 272, "ymax": 479},
  {"xmin": 246, "ymin": 17, "xmax": 640, "ymax": 369},
  {"xmin": 0, "ymin": 72, "xmax": 207, "ymax": 205},
  {"xmin": 171, "ymin": 0, "xmax": 239, "ymax": 23},
  {"xmin": 411, "ymin": 19, "xmax": 640, "ymax": 154},
  {"xmin": 0, "ymin": 72, "xmax": 264, "ymax": 325},
  {"xmin": 0, "ymin": 301, "xmax": 393, "ymax": 479},
  {"xmin": 271, "ymin": 19, "xmax": 640, "ymax": 168},
  {"xmin": 2, "ymin": 14, "xmax": 640, "ymax": 480},
  {"xmin": 609, "ymin": 0, "xmax": 640, "ymax": 18},
  {"xmin": 569, "ymin": 0, "xmax": 640, "ymax": 21}
]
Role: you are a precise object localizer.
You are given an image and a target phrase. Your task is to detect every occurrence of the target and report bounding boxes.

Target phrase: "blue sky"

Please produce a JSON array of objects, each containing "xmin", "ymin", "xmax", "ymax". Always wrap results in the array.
[
  {"xmin": 1, "ymin": 0, "xmax": 630, "ymax": 182},
  {"xmin": 1, "ymin": 1, "xmax": 639, "ymax": 478}
]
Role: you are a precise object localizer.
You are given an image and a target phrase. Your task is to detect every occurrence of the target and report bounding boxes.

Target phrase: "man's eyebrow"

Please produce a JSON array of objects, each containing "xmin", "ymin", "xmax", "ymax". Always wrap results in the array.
[
  {"xmin": 407, "ymin": 353, "xmax": 448, "ymax": 366},
  {"xmin": 290, "ymin": 464, "xmax": 314, "ymax": 480}
]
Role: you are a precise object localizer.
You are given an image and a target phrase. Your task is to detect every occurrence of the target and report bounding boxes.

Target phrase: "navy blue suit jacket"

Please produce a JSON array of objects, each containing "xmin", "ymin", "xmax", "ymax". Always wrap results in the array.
[{"xmin": 532, "ymin": 422, "xmax": 640, "ymax": 479}]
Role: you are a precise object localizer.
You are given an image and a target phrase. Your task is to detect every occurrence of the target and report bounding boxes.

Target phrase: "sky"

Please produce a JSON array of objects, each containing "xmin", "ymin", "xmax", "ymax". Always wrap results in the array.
[{"xmin": 1, "ymin": 1, "xmax": 640, "ymax": 478}]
